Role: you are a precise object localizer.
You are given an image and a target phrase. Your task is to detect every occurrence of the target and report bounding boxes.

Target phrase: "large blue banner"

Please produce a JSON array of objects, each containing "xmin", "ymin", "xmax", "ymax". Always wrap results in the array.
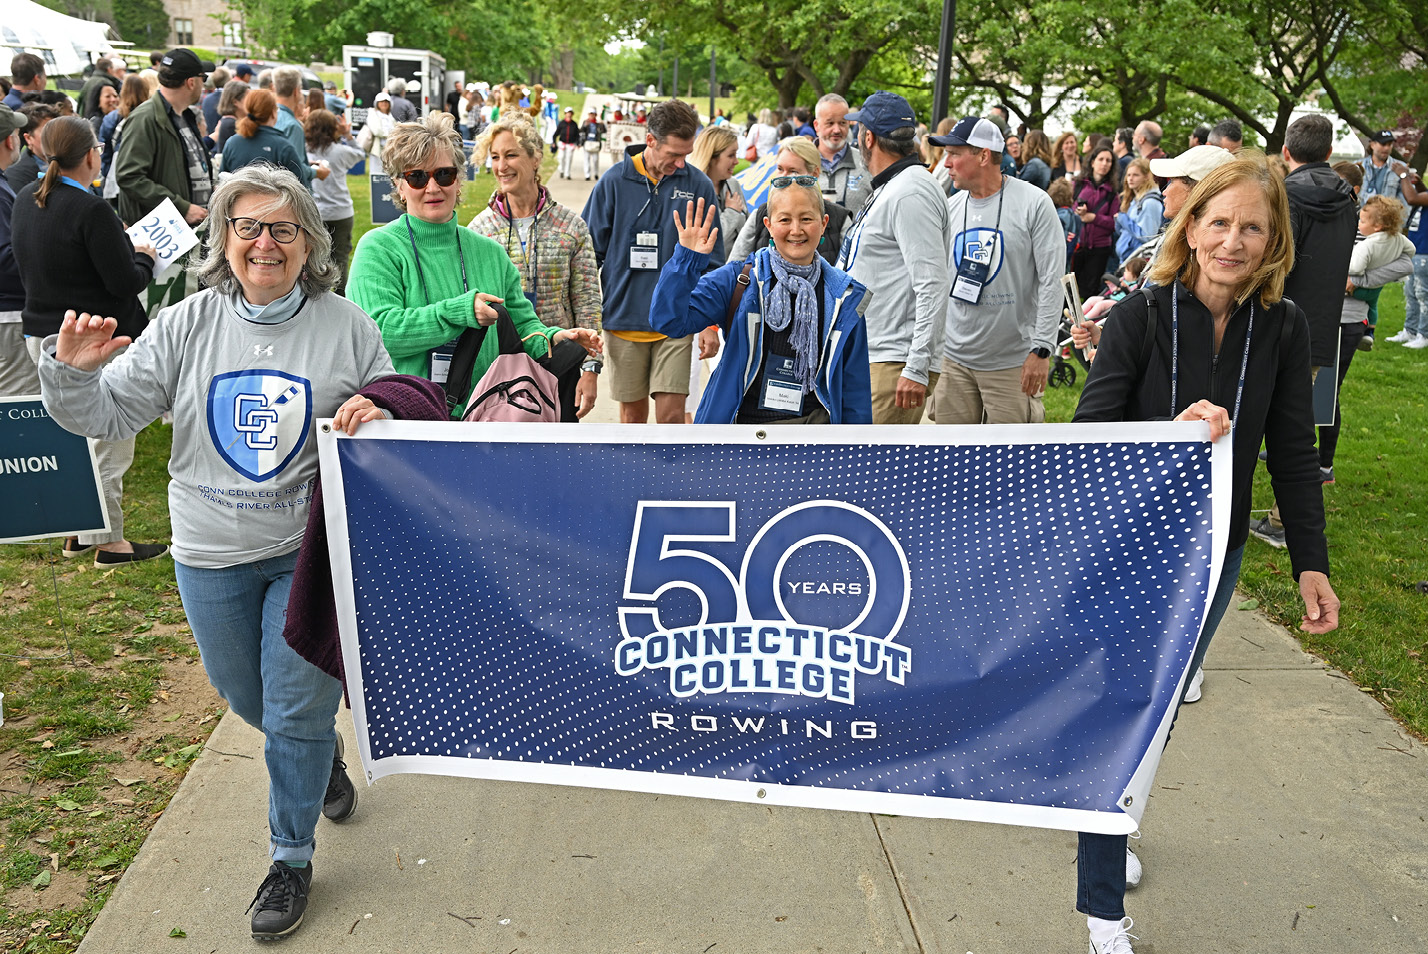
[{"xmin": 320, "ymin": 422, "xmax": 1228, "ymax": 834}]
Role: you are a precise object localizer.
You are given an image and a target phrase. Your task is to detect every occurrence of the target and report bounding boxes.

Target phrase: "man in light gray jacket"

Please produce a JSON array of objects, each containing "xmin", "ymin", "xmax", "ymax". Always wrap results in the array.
[
  {"xmin": 836, "ymin": 91, "xmax": 950, "ymax": 424},
  {"xmin": 934, "ymin": 117, "xmax": 1065, "ymax": 424}
]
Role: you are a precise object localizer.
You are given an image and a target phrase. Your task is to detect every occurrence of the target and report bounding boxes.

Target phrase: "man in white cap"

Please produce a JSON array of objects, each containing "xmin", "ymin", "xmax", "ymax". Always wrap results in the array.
[{"xmin": 934, "ymin": 116, "xmax": 1065, "ymax": 424}]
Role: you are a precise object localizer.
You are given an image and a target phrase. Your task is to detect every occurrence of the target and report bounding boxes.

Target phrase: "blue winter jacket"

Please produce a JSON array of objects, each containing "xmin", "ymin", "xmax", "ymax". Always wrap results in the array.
[
  {"xmin": 650, "ymin": 245, "xmax": 873, "ymax": 424},
  {"xmin": 581, "ymin": 144, "xmax": 725, "ymax": 332}
]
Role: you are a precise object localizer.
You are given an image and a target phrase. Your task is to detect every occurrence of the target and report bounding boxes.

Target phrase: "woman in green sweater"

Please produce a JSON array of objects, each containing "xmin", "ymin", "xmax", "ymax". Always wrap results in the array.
[{"xmin": 348, "ymin": 112, "xmax": 600, "ymax": 411}]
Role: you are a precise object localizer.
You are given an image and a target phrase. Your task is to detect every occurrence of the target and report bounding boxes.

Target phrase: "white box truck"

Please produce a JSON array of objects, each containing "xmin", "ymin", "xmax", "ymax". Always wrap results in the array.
[{"xmin": 342, "ymin": 44, "xmax": 447, "ymax": 129}]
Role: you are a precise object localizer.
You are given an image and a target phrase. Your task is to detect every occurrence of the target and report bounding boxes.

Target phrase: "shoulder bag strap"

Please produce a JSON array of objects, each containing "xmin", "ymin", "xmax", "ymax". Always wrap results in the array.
[
  {"xmin": 723, "ymin": 262, "xmax": 754, "ymax": 331},
  {"xmin": 444, "ymin": 302, "xmax": 516, "ymax": 415}
]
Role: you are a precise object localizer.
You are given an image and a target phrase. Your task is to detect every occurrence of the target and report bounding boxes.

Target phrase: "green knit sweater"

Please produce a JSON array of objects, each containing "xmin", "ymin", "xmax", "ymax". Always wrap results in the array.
[{"xmin": 348, "ymin": 211, "xmax": 559, "ymax": 412}]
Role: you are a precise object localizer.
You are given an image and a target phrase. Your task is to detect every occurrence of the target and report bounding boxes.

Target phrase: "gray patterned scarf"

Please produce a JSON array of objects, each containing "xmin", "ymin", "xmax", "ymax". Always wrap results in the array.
[{"xmin": 764, "ymin": 251, "xmax": 820, "ymax": 393}]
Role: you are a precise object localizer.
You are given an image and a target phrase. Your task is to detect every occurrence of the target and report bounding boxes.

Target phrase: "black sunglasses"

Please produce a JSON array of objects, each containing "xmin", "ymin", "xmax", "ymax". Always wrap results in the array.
[
  {"xmin": 770, "ymin": 175, "xmax": 819, "ymax": 189},
  {"xmin": 397, "ymin": 166, "xmax": 460, "ymax": 189}
]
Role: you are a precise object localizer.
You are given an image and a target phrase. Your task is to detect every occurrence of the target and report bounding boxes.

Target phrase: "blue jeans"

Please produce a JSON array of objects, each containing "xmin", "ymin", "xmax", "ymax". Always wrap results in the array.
[
  {"xmin": 173, "ymin": 550, "xmax": 341, "ymax": 863},
  {"xmin": 1076, "ymin": 545, "xmax": 1245, "ymax": 919},
  {"xmin": 1404, "ymin": 254, "xmax": 1428, "ymax": 338}
]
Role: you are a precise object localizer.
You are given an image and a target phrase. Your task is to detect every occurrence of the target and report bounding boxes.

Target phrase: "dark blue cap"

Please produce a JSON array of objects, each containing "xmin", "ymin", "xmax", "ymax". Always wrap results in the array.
[{"xmin": 845, "ymin": 91, "xmax": 917, "ymax": 137}]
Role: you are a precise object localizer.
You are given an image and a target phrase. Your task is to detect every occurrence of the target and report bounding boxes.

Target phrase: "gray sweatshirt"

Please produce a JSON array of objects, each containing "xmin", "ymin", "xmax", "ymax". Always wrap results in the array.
[
  {"xmin": 39, "ymin": 288, "xmax": 394, "ymax": 568},
  {"xmin": 836, "ymin": 159, "xmax": 950, "ymax": 385},
  {"xmin": 943, "ymin": 175, "xmax": 1065, "ymax": 371}
]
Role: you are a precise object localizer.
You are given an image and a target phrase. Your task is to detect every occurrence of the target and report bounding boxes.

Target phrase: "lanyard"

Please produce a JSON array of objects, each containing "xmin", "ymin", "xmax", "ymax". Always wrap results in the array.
[
  {"xmin": 405, "ymin": 214, "xmax": 469, "ymax": 307},
  {"xmin": 506, "ymin": 212, "xmax": 539, "ymax": 302},
  {"xmin": 1170, "ymin": 282, "xmax": 1254, "ymax": 430},
  {"xmin": 1364, "ymin": 159, "xmax": 1391, "ymax": 196},
  {"xmin": 960, "ymin": 175, "xmax": 1007, "ymax": 258}
]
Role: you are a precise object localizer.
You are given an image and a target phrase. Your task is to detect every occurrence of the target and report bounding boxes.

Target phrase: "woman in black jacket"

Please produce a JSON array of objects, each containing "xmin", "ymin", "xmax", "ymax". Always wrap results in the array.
[
  {"xmin": 1069, "ymin": 154, "xmax": 1340, "ymax": 954},
  {"xmin": 11, "ymin": 115, "xmax": 165, "ymax": 566}
]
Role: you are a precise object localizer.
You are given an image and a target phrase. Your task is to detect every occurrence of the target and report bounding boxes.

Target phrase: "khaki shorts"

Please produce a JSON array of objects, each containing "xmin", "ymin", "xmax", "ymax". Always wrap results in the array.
[{"xmin": 604, "ymin": 333, "xmax": 694, "ymax": 403}]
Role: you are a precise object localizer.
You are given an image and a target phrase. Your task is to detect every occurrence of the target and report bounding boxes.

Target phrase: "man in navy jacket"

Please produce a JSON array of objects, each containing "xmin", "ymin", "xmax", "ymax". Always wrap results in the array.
[{"xmin": 582, "ymin": 99, "xmax": 724, "ymax": 423}]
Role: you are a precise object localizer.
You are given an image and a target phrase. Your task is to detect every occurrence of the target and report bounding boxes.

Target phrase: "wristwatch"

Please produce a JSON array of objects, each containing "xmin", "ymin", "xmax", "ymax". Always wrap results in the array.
[
  {"xmin": 1031, "ymin": 347, "xmax": 1051, "ymax": 359},
  {"xmin": 582, "ymin": 360, "xmax": 602, "ymax": 374}
]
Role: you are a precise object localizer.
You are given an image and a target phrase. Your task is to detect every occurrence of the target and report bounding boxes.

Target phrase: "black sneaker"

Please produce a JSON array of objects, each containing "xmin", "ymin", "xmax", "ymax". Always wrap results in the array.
[
  {"xmin": 322, "ymin": 735, "xmax": 357, "ymax": 822},
  {"xmin": 248, "ymin": 861, "xmax": 312, "ymax": 940},
  {"xmin": 1321, "ymin": 467, "xmax": 1335, "ymax": 485},
  {"xmin": 1249, "ymin": 516, "xmax": 1287, "ymax": 549},
  {"xmin": 94, "ymin": 542, "xmax": 170, "ymax": 567},
  {"xmin": 61, "ymin": 537, "xmax": 96, "ymax": 559}
]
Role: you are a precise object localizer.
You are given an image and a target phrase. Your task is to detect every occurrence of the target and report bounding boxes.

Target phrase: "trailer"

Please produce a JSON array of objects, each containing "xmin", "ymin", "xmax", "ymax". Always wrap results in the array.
[{"xmin": 342, "ymin": 43, "xmax": 447, "ymax": 129}]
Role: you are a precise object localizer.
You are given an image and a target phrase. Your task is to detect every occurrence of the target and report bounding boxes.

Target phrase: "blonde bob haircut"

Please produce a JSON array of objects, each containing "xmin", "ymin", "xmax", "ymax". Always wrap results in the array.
[
  {"xmin": 1145, "ymin": 152, "xmax": 1294, "ymax": 307},
  {"xmin": 689, "ymin": 124, "xmax": 739, "ymax": 176},
  {"xmin": 472, "ymin": 112, "xmax": 543, "ymax": 168},
  {"xmin": 383, "ymin": 112, "xmax": 468, "ymax": 211},
  {"xmin": 775, "ymin": 135, "xmax": 821, "ymax": 176}
]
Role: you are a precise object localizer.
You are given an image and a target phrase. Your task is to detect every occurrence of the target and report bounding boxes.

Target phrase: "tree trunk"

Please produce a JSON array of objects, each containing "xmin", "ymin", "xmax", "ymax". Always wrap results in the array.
[{"xmin": 550, "ymin": 47, "xmax": 574, "ymax": 90}]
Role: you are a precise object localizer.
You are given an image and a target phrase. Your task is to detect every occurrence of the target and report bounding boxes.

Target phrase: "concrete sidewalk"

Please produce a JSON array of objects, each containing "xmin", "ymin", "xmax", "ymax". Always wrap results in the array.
[{"xmin": 77, "ymin": 603, "xmax": 1428, "ymax": 954}]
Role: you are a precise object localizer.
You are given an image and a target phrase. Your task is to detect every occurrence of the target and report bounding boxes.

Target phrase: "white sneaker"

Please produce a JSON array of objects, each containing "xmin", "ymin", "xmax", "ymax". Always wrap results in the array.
[
  {"xmin": 1088, "ymin": 916, "xmax": 1138, "ymax": 954},
  {"xmin": 1182, "ymin": 667, "xmax": 1204, "ymax": 703},
  {"xmin": 1386, "ymin": 329, "xmax": 1414, "ymax": 343},
  {"xmin": 1125, "ymin": 846, "xmax": 1142, "ymax": 890},
  {"xmin": 1406, "ymin": 334, "xmax": 1428, "ymax": 349}
]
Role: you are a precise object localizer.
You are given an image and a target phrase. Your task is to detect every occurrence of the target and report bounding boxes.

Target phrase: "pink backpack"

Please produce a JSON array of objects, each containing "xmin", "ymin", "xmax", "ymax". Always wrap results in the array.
[{"xmin": 445, "ymin": 305, "xmax": 561, "ymax": 423}]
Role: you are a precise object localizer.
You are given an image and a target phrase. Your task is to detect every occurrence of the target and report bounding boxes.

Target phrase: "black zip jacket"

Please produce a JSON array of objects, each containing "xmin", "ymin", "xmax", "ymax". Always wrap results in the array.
[
  {"xmin": 1283, "ymin": 162, "xmax": 1357, "ymax": 367},
  {"xmin": 1074, "ymin": 282, "xmax": 1328, "ymax": 578}
]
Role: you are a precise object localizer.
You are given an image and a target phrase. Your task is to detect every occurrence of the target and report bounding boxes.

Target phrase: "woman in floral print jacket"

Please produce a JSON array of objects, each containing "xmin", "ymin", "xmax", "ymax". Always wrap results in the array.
[{"xmin": 469, "ymin": 113, "xmax": 603, "ymax": 414}]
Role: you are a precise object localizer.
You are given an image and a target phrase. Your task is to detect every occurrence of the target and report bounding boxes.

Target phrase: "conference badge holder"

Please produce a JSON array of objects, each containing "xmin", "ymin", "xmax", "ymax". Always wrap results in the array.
[
  {"xmin": 631, "ymin": 231, "xmax": 659, "ymax": 270},
  {"xmin": 760, "ymin": 356, "xmax": 804, "ymax": 414}
]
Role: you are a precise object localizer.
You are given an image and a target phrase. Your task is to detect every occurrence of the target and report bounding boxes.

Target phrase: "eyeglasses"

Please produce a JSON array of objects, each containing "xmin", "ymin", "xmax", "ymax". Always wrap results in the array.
[
  {"xmin": 227, "ymin": 217, "xmax": 303, "ymax": 244},
  {"xmin": 770, "ymin": 175, "xmax": 819, "ymax": 189},
  {"xmin": 397, "ymin": 167, "xmax": 460, "ymax": 189}
]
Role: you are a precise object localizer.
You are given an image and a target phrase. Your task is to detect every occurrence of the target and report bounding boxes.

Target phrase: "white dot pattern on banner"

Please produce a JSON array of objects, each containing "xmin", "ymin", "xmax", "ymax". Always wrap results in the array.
[{"xmin": 337, "ymin": 438, "xmax": 1214, "ymax": 812}]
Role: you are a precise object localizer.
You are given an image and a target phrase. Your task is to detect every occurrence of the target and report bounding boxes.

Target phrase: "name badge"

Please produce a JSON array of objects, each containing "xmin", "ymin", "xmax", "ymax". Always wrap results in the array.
[
  {"xmin": 630, "ymin": 246, "xmax": 659, "ymax": 270},
  {"xmin": 636, "ymin": 232, "xmax": 659, "ymax": 247},
  {"xmin": 430, "ymin": 337, "xmax": 459, "ymax": 384},
  {"xmin": 760, "ymin": 356, "xmax": 805, "ymax": 414},
  {"xmin": 836, "ymin": 234, "xmax": 852, "ymax": 270},
  {"xmin": 951, "ymin": 247, "xmax": 993, "ymax": 304}
]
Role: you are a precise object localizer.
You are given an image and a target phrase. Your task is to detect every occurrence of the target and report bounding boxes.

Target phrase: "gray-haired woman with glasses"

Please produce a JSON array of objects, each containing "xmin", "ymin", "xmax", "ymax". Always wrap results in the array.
[
  {"xmin": 36, "ymin": 164, "xmax": 396, "ymax": 941},
  {"xmin": 649, "ymin": 178, "xmax": 872, "ymax": 423}
]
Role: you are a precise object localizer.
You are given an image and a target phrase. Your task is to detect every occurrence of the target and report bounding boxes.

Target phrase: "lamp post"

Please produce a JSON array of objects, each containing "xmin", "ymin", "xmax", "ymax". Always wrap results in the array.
[{"xmin": 930, "ymin": 0, "xmax": 957, "ymax": 128}]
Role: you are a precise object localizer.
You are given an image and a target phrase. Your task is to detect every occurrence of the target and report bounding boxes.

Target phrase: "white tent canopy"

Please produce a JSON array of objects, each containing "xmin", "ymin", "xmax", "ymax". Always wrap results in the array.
[{"xmin": 0, "ymin": 0, "xmax": 119, "ymax": 77}]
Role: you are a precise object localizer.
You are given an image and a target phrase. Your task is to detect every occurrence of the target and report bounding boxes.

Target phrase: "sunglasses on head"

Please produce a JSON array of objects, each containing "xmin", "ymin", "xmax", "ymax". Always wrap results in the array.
[
  {"xmin": 397, "ymin": 167, "xmax": 460, "ymax": 188},
  {"xmin": 770, "ymin": 175, "xmax": 819, "ymax": 189}
]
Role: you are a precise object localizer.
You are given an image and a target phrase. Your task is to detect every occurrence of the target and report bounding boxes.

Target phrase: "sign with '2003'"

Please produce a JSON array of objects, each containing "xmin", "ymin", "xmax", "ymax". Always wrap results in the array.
[{"xmin": 322, "ymin": 422, "xmax": 1229, "ymax": 833}]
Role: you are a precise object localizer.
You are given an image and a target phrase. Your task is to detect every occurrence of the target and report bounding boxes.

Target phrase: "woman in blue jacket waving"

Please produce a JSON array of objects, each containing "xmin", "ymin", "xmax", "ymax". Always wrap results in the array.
[{"xmin": 649, "ymin": 177, "xmax": 872, "ymax": 424}]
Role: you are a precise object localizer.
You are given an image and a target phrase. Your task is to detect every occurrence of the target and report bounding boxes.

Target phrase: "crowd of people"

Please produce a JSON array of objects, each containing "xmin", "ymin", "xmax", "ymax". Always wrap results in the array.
[{"xmin": 5, "ymin": 44, "xmax": 1425, "ymax": 952}]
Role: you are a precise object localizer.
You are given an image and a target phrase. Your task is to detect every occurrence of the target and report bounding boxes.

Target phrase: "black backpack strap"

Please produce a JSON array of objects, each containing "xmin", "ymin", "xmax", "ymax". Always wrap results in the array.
[
  {"xmin": 1139, "ymin": 286, "xmax": 1158, "ymax": 373},
  {"xmin": 444, "ymin": 302, "xmax": 518, "ymax": 415}
]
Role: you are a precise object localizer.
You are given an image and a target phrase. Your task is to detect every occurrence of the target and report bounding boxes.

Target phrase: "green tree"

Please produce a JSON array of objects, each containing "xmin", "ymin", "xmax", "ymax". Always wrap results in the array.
[
  {"xmin": 111, "ymin": 0, "xmax": 169, "ymax": 48},
  {"xmin": 1319, "ymin": 0, "xmax": 1428, "ymax": 169}
]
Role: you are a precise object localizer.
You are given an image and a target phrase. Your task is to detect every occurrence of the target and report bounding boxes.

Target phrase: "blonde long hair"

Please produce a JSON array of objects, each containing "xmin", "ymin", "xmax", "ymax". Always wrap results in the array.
[{"xmin": 1145, "ymin": 153, "xmax": 1294, "ymax": 307}]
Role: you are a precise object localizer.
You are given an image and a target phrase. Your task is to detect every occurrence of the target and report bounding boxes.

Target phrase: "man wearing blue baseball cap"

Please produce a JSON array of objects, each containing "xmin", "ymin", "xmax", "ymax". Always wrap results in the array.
[
  {"xmin": 932, "ymin": 116, "xmax": 1064, "ymax": 425},
  {"xmin": 835, "ymin": 91, "xmax": 949, "ymax": 423}
]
